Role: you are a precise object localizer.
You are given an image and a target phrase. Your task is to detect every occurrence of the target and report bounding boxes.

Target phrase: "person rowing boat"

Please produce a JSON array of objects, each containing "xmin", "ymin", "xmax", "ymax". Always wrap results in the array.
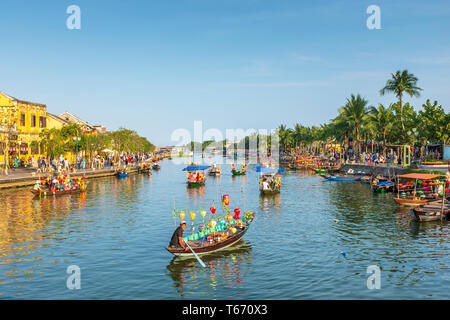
[{"xmin": 169, "ymin": 221, "xmax": 189, "ymax": 252}]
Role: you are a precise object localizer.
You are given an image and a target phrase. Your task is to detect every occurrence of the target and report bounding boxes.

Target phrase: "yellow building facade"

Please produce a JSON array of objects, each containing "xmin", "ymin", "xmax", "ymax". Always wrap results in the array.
[{"xmin": 0, "ymin": 92, "xmax": 47, "ymax": 163}]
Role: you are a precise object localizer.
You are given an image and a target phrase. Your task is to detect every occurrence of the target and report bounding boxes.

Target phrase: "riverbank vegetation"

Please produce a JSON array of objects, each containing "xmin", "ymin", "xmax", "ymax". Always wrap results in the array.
[{"xmin": 39, "ymin": 124, "xmax": 155, "ymax": 160}]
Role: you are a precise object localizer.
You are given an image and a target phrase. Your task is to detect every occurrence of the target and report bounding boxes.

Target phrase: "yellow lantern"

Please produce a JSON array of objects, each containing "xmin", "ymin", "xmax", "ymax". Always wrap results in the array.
[
  {"xmin": 179, "ymin": 210, "xmax": 185, "ymax": 220},
  {"xmin": 211, "ymin": 220, "xmax": 217, "ymax": 228},
  {"xmin": 190, "ymin": 211, "xmax": 196, "ymax": 220},
  {"xmin": 201, "ymin": 210, "xmax": 206, "ymax": 217}
]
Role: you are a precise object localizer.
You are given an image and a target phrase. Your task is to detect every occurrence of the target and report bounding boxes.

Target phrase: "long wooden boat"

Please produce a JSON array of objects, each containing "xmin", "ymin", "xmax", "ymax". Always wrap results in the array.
[
  {"xmin": 411, "ymin": 201, "xmax": 450, "ymax": 222},
  {"xmin": 165, "ymin": 213, "xmax": 256, "ymax": 257},
  {"xmin": 232, "ymin": 170, "xmax": 246, "ymax": 176},
  {"xmin": 394, "ymin": 196, "xmax": 429, "ymax": 206},
  {"xmin": 321, "ymin": 174, "xmax": 361, "ymax": 182},
  {"xmin": 31, "ymin": 187, "xmax": 85, "ymax": 197},
  {"xmin": 420, "ymin": 161, "xmax": 450, "ymax": 169}
]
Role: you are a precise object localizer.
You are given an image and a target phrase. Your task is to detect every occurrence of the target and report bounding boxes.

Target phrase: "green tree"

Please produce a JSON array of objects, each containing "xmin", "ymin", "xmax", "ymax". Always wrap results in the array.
[
  {"xmin": 337, "ymin": 94, "xmax": 369, "ymax": 155},
  {"xmin": 367, "ymin": 103, "xmax": 394, "ymax": 156},
  {"xmin": 380, "ymin": 70, "xmax": 422, "ymax": 141}
]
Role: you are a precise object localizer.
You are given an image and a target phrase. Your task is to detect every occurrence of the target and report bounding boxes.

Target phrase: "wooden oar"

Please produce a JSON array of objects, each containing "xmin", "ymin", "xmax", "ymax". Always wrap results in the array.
[{"xmin": 184, "ymin": 240, "xmax": 206, "ymax": 268}]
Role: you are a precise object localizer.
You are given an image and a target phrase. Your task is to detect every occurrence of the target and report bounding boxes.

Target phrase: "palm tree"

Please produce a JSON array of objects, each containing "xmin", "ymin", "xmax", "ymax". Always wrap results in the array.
[
  {"xmin": 367, "ymin": 103, "xmax": 394, "ymax": 157},
  {"xmin": 380, "ymin": 70, "xmax": 422, "ymax": 140},
  {"xmin": 337, "ymin": 94, "xmax": 369, "ymax": 156},
  {"xmin": 277, "ymin": 125, "xmax": 293, "ymax": 152}
]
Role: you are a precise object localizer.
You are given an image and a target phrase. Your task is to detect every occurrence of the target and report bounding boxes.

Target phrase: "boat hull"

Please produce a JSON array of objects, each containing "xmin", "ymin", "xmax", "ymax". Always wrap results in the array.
[
  {"xmin": 166, "ymin": 226, "xmax": 249, "ymax": 257},
  {"xmin": 232, "ymin": 171, "xmax": 246, "ymax": 176},
  {"xmin": 394, "ymin": 197, "xmax": 429, "ymax": 206},
  {"xmin": 321, "ymin": 175, "xmax": 361, "ymax": 182},
  {"xmin": 31, "ymin": 188, "xmax": 84, "ymax": 197}
]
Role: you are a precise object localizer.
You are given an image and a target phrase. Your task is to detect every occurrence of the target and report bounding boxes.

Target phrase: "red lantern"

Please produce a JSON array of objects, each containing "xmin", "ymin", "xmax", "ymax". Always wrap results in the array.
[
  {"xmin": 210, "ymin": 206, "xmax": 216, "ymax": 214},
  {"xmin": 233, "ymin": 208, "xmax": 241, "ymax": 219}
]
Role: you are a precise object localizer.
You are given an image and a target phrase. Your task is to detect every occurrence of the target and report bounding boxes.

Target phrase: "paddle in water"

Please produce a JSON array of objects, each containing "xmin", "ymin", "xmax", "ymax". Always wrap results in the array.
[{"xmin": 184, "ymin": 240, "xmax": 206, "ymax": 268}]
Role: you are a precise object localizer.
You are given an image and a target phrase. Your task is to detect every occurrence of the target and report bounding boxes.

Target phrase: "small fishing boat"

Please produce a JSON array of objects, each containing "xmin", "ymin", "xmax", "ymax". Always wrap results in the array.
[
  {"xmin": 393, "ymin": 196, "xmax": 430, "ymax": 206},
  {"xmin": 139, "ymin": 163, "xmax": 152, "ymax": 175},
  {"xmin": 411, "ymin": 200, "xmax": 450, "ymax": 222},
  {"xmin": 321, "ymin": 174, "xmax": 361, "ymax": 182}
]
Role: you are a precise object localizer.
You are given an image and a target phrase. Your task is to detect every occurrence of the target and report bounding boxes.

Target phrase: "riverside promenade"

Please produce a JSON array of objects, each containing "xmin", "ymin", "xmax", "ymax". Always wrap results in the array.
[{"xmin": 0, "ymin": 166, "xmax": 140, "ymax": 190}]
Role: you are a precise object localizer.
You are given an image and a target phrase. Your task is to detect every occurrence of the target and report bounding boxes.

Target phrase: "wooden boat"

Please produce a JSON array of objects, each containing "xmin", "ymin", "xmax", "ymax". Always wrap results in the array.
[
  {"xmin": 31, "ymin": 187, "xmax": 85, "ymax": 197},
  {"xmin": 420, "ymin": 161, "xmax": 450, "ymax": 170},
  {"xmin": 152, "ymin": 163, "xmax": 161, "ymax": 170},
  {"xmin": 321, "ymin": 174, "xmax": 361, "ymax": 182},
  {"xmin": 183, "ymin": 165, "xmax": 210, "ymax": 188},
  {"xmin": 372, "ymin": 181, "xmax": 394, "ymax": 192},
  {"xmin": 208, "ymin": 166, "xmax": 221, "ymax": 176},
  {"xmin": 232, "ymin": 170, "xmax": 246, "ymax": 176},
  {"xmin": 165, "ymin": 213, "xmax": 256, "ymax": 257},
  {"xmin": 187, "ymin": 181, "xmax": 205, "ymax": 188},
  {"xmin": 257, "ymin": 166, "xmax": 283, "ymax": 195},
  {"xmin": 411, "ymin": 200, "xmax": 450, "ymax": 222},
  {"xmin": 394, "ymin": 196, "xmax": 430, "ymax": 206}
]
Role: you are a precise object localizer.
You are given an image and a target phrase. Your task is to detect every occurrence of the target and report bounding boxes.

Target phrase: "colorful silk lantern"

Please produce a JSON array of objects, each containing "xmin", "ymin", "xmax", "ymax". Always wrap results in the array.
[
  {"xmin": 179, "ymin": 210, "xmax": 185, "ymax": 220},
  {"xmin": 210, "ymin": 206, "xmax": 216, "ymax": 214},
  {"xmin": 190, "ymin": 211, "xmax": 196, "ymax": 220}
]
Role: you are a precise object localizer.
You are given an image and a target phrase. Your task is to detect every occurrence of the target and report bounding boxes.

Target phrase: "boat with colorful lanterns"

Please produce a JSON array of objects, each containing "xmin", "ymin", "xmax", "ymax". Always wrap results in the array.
[
  {"xmin": 115, "ymin": 168, "xmax": 129, "ymax": 178},
  {"xmin": 152, "ymin": 162, "xmax": 161, "ymax": 170},
  {"xmin": 31, "ymin": 174, "xmax": 87, "ymax": 197},
  {"xmin": 183, "ymin": 165, "xmax": 210, "ymax": 187},
  {"xmin": 257, "ymin": 166, "xmax": 284, "ymax": 195},
  {"xmin": 231, "ymin": 163, "xmax": 248, "ymax": 175},
  {"xmin": 420, "ymin": 161, "xmax": 450, "ymax": 170},
  {"xmin": 166, "ymin": 194, "xmax": 256, "ymax": 257},
  {"xmin": 393, "ymin": 173, "xmax": 448, "ymax": 206},
  {"xmin": 208, "ymin": 164, "xmax": 221, "ymax": 176}
]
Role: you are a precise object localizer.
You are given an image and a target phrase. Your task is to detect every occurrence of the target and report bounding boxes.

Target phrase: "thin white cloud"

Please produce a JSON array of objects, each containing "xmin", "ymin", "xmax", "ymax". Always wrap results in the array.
[{"xmin": 231, "ymin": 80, "xmax": 328, "ymax": 87}]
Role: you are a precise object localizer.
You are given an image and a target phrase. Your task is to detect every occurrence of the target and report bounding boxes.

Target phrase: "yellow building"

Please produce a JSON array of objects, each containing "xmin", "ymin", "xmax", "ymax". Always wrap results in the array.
[{"xmin": 0, "ymin": 91, "xmax": 47, "ymax": 163}]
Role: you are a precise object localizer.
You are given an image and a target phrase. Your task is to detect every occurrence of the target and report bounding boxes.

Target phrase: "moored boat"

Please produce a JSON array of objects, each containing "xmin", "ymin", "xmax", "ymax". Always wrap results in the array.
[
  {"xmin": 394, "ymin": 196, "xmax": 430, "ymax": 206},
  {"xmin": 321, "ymin": 174, "xmax": 361, "ymax": 182},
  {"xmin": 411, "ymin": 200, "xmax": 450, "ymax": 222},
  {"xmin": 257, "ymin": 166, "xmax": 284, "ymax": 195}
]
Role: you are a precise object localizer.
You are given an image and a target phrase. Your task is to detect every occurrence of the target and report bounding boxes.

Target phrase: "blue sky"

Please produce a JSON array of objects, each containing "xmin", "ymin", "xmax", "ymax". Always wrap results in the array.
[{"xmin": 1, "ymin": 0, "xmax": 449, "ymax": 145}]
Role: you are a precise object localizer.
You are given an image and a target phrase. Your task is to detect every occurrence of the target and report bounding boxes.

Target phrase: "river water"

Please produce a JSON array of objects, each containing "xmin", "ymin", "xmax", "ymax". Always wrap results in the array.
[{"xmin": 1, "ymin": 157, "xmax": 449, "ymax": 299}]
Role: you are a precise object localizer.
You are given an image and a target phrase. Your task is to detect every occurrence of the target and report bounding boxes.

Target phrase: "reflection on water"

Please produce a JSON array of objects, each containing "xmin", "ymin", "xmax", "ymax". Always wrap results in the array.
[
  {"xmin": 1, "ymin": 158, "xmax": 450, "ymax": 299},
  {"xmin": 166, "ymin": 241, "xmax": 252, "ymax": 298}
]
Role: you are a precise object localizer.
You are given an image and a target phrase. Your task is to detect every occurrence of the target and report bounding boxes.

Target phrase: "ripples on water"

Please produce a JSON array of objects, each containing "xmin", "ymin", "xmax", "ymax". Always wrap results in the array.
[{"xmin": 0, "ymin": 158, "xmax": 449, "ymax": 299}]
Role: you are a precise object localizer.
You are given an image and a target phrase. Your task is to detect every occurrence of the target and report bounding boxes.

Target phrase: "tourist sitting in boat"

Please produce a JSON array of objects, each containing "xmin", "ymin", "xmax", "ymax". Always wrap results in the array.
[
  {"xmin": 169, "ymin": 221, "xmax": 188, "ymax": 251},
  {"xmin": 262, "ymin": 178, "xmax": 270, "ymax": 191}
]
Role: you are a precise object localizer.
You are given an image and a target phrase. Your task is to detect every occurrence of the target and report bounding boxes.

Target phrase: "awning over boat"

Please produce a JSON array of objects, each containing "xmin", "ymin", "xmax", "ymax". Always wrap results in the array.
[
  {"xmin": 256, "ymin": 166, "xmax": 285, "ymax": 173},
  {"xmin": 398, "ymin": 173, "xmax": 443, "ymax": 180},
  {"xmin": 182, "ymin": 165, "xmax": 211, "ymax": 171}
]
